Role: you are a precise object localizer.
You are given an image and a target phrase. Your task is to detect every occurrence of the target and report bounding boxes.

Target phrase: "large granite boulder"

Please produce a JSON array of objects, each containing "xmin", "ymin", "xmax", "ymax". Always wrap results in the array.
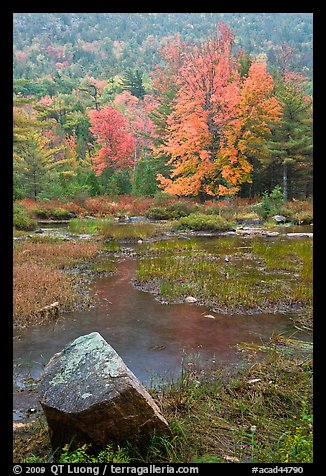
[{"xmin": 38, "ymin": 332, "xmax": 170, "ymax": 452}]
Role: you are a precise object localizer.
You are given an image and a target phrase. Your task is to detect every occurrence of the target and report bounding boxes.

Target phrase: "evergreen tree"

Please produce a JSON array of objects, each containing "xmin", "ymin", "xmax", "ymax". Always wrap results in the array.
[
  {"xmin": 267, "ymin": 75, "xmax": 313, "ymax": 199},
  {"xmin": 121, "ymin": 69, "xmax": 146, "ymax": 99}
]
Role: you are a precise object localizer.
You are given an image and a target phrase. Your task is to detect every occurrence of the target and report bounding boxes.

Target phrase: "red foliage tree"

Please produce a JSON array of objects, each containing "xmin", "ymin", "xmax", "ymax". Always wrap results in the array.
[
  {"xmin": 154, "ymin": 24, "xmax": 281, "ymax": 198},
  {"xmin": 89, "ymin": 106, "xmax": 135, "ymax": 175},
  {"xmin": 113, "ymin": 91, "xmax": 157, "ymax": 159}
]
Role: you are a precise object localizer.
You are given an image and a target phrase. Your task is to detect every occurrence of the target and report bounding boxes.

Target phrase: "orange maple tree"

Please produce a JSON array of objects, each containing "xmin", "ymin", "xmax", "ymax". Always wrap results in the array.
[{"xmin": 154, "ymin": 24, "xmax": 282, "ymax": 198}]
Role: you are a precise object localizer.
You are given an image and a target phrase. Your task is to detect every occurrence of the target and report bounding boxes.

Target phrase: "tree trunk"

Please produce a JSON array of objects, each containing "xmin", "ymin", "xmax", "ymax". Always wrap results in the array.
[{"xmin": 283, "ymin": 161, "xmax": 288, "ymax": 201}]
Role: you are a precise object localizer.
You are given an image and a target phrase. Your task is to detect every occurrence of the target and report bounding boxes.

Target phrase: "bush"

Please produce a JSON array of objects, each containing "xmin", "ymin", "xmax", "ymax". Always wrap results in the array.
[
  {"xmin": 13, "ymin": 202, "xmax": 37, "ymax": 231},
  {"xmin": 145, "ymin": 207, "xmax": 173, "ymax": 220},
  {"xmin": 253, "ymin": 186, "xmax": 286, "ymax": 221},
  {"xmin": 173, "ymin": 213, "xmax": 232, "ymax": 232},
  {"xmin": 291, "ymin": 210, "xmax": 313, "ymax": 225},
  {"xmin": 29, "ymin": 205, "xmax": 77, "ymax": 220},
  {"xmin": 146, "ymin": 201, "xmax": 195, "ymax": 220}
]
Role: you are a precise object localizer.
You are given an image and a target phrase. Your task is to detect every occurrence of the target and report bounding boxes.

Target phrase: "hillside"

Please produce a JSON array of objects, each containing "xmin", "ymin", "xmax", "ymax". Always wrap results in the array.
[{"xmin": 13, "ymin": 13, "xmax": 313, "ymax": 80}]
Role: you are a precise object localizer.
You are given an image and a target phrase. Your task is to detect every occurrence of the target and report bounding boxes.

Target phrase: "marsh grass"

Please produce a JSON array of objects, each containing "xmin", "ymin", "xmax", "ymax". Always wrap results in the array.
[
  {"xmin": 68, "ymin": 218, "xmax": 113, "ymax": 234},
  {"xmin": 173, "ymin": 213, "xmax": 233, "ymax": 232},
  {"xmin": 100, "ymin": 223, "xmax": 157, "ymax": 240},
  {"xmin": 68, "ymin": 219, "xmax": 157, "ymax": 241},
  {"xmin": 13, "ymin": 241, "xmax": 100, "ymax": 327},
  {"xmin": 136, "ymin": 237, "xmax": 313, "ymax": 313},
  {"xmin": 152, "ymin": 339, "xmax": 312, "ymax": 463},
  {"xmin": 14, "ymin": 419, "xmax": 51, "ymax": 463}
]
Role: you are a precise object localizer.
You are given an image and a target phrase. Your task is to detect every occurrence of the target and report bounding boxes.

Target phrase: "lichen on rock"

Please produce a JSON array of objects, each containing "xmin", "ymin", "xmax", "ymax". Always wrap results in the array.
[{"xmin": 39, "ymin": 332, "xmax": 170, "ymax": 453}]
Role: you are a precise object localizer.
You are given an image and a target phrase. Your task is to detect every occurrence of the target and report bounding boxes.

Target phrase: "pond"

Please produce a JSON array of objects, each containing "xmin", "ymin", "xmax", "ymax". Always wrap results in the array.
[{"xmin": 13, "ymin": 232, "xmax": 312, "ymax": 420}]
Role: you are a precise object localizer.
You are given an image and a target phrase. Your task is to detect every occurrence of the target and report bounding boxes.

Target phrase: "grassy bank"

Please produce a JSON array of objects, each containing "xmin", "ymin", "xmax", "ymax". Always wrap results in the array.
[
  {"xmin": 15, "ymin": 195, "xmax": 313, "ymax": 227},
  {"xmin": 135, "ymin": 237, "xmax": 313, "ymax": 318},
  {"xmin": 13, "ymin": 240, "xmax": 101, "ymax": 328},
  {"xmin": 13, "ymin": 336, "xmax": 312, "ymax": 463}
]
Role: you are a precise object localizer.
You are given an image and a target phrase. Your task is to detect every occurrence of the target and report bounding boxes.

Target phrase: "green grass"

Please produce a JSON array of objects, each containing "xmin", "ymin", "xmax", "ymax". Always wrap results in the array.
[
  {"xmin": 68, "ymin": 218, "xmax": 113, "ymax": 234},
  {"xmin": 68, "ymin": 219, "xmax": 157, "ymax": 241},
  {"xmin": 100, "ymin": 223, "xmax": 157, "ymax": 240},
  {"xmin": 136, "ymin": 236, "xmax": 313, "ymax": 313}
]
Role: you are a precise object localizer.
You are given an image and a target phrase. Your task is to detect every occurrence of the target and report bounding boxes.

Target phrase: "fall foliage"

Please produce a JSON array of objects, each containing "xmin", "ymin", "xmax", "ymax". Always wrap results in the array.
[
  {"xmin": 13, "ymin": 16, "xmax": 312, "ymax": 201},
  {"xmin": 89, "ymin": 105, "xmax": 135, "ymax": 175},
  {"xmin": 155, "ymin": 25, "xmax": 282, "ymax": 198}
]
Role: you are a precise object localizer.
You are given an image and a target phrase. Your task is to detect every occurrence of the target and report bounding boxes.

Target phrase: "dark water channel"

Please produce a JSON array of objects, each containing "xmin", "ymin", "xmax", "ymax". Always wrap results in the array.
[{"xmin": 13, "ymin": 232, "xmax": 312, "ymax": 420}]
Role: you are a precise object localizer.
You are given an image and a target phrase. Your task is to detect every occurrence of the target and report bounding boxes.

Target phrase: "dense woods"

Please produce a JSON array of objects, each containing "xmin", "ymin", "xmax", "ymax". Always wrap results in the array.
[{"xmin": 13, "ymin": 13, "xmax": 313, "ymax": 203}]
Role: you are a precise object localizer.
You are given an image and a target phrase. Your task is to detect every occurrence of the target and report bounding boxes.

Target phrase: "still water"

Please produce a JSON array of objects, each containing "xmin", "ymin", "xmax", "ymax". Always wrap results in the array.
[{"xmin": 13, "ymin": 253, "xmax": 310, "ymax": 389}]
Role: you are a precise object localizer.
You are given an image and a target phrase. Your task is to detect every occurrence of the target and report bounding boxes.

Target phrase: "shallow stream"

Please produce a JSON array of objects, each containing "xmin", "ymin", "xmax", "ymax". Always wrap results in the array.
[{"xmin": 13, "ymin": 230, "xmax": 312, "ymax": 421}]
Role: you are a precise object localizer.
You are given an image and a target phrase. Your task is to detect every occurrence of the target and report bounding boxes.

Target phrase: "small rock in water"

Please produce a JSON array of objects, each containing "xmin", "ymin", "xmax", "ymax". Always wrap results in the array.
[
  {"xmin": 35, "ymin": 228, "xmax": 44, "ymax": 234},
  {"xmin": 185, "ymin": 296, "xmax": 197, "ymax": 303},
  {"xmin": 137, "ymin": 239, "xmax": 143, "ymax": 244},
  {"xmin": 265, "ymin": 231, "xmax": 279, "ymax": 237},
  {"xmin": 204, "ymin": 314, "xmax": 216, "ymax": 319}
]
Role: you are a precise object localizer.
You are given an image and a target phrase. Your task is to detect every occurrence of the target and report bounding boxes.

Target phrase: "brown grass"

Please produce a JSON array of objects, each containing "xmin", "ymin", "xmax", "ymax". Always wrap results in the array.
[{"xmin": 13, "ymin": 241, "xmax": 100, "ymax": 328}]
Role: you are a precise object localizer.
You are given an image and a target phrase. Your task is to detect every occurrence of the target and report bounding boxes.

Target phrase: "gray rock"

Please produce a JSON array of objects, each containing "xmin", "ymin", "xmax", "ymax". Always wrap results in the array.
[
  {"xmin": 286, "ymin": 233, "xmax": 313, "ymax": 238},
  {"xmin": 38, "ymin": 332, "xmax": 170, "ymax": 452},
  {"xmin": 185, "ymin": 296, "xmax": 197, "ymax": 303},
  {"xmin": 264, "ymin": 231, "xmax": 280, "ymax": 237},
  {"xmin": 272, "ymin": 215, "xmax": 286, "ymax": 223},
  {"xmin": 236, "ymin": 227, "xmax": 265, "ymax": 235}
]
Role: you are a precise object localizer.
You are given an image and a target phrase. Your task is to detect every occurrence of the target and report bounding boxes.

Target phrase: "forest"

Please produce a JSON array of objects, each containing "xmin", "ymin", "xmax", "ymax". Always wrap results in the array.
[
  {"xmin": 13, "ymin": 13, "xmax": 313, "ymax": 467},
  {"xmin": 13, "ymin": 13, "xmax": 313, "ymax": 204}
]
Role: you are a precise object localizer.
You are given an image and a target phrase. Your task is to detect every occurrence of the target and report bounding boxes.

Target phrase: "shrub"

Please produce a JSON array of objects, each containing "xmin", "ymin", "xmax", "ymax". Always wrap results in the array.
[
  {"xmin": 291, "ymin": 210, "xmax": 313, "ymax": 225},
  {"xmin": 145, "ymin": 207, "xmax": 172, "ymax": 220},
  {"xmin": 173, "ymin": 213, "xmax": 232, "ymax": 232},
  {"xmin": 253, "ymin": 186, "xmax": 286, "ymax": 221},
  {"xmin": 13, "ymin": 202, "xmax": 37, "ymax": 231},
  {"xmin": 146, "ymin": 201, "xmax": 195, "ymax": 220},
  {"xmin": 46, "ymin": 208, "xmax": 71, "ymax": 219}
]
